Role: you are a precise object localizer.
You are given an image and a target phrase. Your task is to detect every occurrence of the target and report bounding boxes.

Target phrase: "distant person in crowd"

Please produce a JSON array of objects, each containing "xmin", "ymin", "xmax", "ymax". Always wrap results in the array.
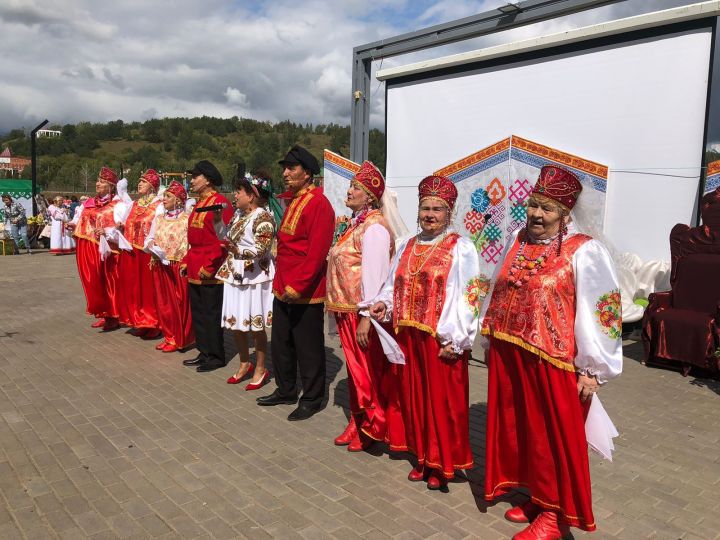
[
  {"xmin": 326, "ymin": 161, "xmax": 393, "ymax": 451},
  {"xmin": 217, "ymin": 173, "xmax": 276, "ymax": 390},
  {"xmin": 2, "ymin": 193, "xmax": 32, "ymax": 254},
  {"xmin": 145, "ymin": 181, "xmax": 195, "ymax": 352},
  {"xmin": 180, "ymin": 160, "xmax": 234, "ymax": 372},
  {"xmin": 117, "ymin": 169, "xmax": 163, "ymax": 339},
  {"xmin": 66, "ymin": 167, "xmax": 128, "ymax": 331},
  {"xmin": 480, "ymin": 166, "xmax": 622, "ymax": 539},
  {"xmin": 47, "ymin": 195, "xmax": 76, "ymax": 255},
  {"xmin": 256, "ymin": 145, "xmax": 335, "ymax": 421},
  {"xmin": 69, "ymin": 196, "xmax": 80, "ymax": 220},
  {"xmin": 370, "ymin": 175, "xmax": 480, "ymax": 491}
]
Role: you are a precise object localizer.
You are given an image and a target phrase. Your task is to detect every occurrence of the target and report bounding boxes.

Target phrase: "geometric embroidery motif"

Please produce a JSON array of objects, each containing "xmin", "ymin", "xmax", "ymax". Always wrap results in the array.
[
  {"xmin": 510, "ymin": 201, "xmax": 527, "ymax": 222},
  {"xmin": 509, "ymin": 178, "xmax": 532, "ymax": 203},
  {"xmin": 480, "ymin": 240, "xmax": 503, "ymax": 264},
  {"xmin": 487, "ymin": 177, "xmax": 506, "ymax": 206},
  {"xmin": 464, "ymin": 210, "xmax": 485, "ymax": 234},
  {"xmin": 484, "ymin": 223, "xmax": 502, "ymax": 243}
]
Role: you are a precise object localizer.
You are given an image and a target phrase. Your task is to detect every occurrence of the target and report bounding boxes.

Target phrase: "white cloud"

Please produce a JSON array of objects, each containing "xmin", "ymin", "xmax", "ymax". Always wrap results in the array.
[
  {"xmin": 0, "ymin": 0, "xmax": 701, "ymax": 133},
  {"xmin": 224, "ymin": 87, "xmax": 250, "ymax": 108}
]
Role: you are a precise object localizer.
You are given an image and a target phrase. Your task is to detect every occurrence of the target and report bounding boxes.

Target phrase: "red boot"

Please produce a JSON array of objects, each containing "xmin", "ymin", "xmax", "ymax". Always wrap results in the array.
[
  {"xmin": 91, "ymin": 319, "xmax": 106, "ymax": 328},
  {"xmin": 505, "ymin": 501, "xmax": 541, "ymax": 523},
  {"xmin": 408, "ymin": 464, "xmax": 425, "ymax": 482},
  {"xmin": 347, "ymin": 431, "xmax": 372, "ymax": 452},
  {"xmin": 334, "ymin": 416, "xmax": 357, "ymax": 446},
  {"xmin": 512, "ymin": 511, "xmax": 570, "ymax": 540}
]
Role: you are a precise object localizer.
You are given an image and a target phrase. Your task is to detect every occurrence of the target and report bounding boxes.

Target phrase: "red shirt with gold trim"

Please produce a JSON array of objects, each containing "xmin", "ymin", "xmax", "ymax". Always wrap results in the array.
[
  {"xmin": 273, "ymin": 184, "xmax": 334, "ymax": 303},
  {"xmin": 183, "ymin": 191, "xmax": 233, "ymax": 285}
]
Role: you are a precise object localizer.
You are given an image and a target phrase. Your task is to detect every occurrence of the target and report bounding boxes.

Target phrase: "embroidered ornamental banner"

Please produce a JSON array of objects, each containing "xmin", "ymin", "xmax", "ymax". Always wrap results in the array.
[
  {"xmin": 323, "ymin": 149, "xmax": 360, "ymax": 219},
  {"xmin": 434, "ymin": 135, "xmax": 609, "ymax": 282},
  {"xmin": 706, "ymin": 160, "xmax": 720, "ymax": 194}
]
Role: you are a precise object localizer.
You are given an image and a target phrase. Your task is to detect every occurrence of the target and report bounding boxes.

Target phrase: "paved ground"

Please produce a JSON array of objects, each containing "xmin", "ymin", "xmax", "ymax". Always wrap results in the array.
[{"xmin": 0, "ymin": 251, "xmax": 719, "ymax": 540}]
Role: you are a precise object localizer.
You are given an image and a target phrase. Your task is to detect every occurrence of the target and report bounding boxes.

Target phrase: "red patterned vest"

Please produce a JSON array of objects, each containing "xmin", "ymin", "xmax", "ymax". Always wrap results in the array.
[
  {"xmin": 74, "ymin": 198, "xmax": 119, "ymax": 248},
  {"xmin": 124, "ymin": 199, "xmax": 160, "ymax": 249},
  {"xmin": 481, "ymin": 232, "xmax": 592, "ymax": 371},
  {"xmin": 326, "ymin": 210, "xmax": 394, "ymax": 313},
  {"xmin": 393, "ymin": 233, "xmax": 459, "ymax": 336}
]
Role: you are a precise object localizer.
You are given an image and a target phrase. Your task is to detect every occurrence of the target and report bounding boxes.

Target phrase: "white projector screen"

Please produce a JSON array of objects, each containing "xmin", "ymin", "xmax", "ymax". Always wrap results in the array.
[{"xmin": 385, "ymin": 26, "xmax": 712, "ymax": 262}]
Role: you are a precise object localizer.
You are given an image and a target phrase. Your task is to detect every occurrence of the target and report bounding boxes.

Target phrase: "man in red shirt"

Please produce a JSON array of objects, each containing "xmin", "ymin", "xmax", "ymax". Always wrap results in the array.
[
  {"xmin": 257, "ymin": 145, "xmax": 335, "ymax": 421},
  {"xmin": 180, "ymin": 160, "xmax": 234, "ymax": 372}
]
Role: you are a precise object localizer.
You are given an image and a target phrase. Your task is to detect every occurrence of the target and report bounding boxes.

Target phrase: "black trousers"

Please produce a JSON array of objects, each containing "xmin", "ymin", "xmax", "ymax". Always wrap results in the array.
[
  {"xmin": 189, "ymin": 283, "xmax": 225, "ymax": 366},
  {"xmin": 271, "ymin": 299, "xmax": 326, "ymax": 406}
]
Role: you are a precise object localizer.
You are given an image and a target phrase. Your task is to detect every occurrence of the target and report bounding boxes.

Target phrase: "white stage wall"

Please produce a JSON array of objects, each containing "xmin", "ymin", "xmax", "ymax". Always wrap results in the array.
[{"xmin": 385, "ymin": 27, "xmax": 711, "ymax": 261}]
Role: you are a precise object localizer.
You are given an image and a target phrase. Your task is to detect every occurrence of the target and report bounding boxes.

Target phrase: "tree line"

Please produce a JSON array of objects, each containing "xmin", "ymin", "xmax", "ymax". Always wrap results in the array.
[{"xmin": 0, "ymin": 117, "xmax": 387, "ymax": 193}]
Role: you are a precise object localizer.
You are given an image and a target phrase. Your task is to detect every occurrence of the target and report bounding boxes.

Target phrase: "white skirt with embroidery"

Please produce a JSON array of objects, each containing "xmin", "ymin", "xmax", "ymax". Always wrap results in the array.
[{"xmin": 221, "ymin": 281, "xmax": 273, "ymax": 331}]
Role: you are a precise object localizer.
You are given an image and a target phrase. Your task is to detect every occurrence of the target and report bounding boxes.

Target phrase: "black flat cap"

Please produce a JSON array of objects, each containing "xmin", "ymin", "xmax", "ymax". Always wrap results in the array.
[
  {"xmin": 186, "ymin": 160, "xmax": 223, "ymax": 186},
  {"xmin": 278, "ymin": 145, "xmax": 320, "ymax": 176}
]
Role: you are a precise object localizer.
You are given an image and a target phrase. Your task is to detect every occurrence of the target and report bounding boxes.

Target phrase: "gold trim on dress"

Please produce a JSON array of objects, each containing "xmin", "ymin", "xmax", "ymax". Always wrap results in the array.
[{"xmin": 482, "ymin": 329, "xmax": 576, "ymax": 372}]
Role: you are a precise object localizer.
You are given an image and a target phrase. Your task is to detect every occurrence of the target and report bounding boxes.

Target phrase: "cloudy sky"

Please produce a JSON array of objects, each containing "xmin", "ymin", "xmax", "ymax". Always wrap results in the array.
[{"xmin": 0, "ymin": 0, "xmax": 699, "ymax": 133}]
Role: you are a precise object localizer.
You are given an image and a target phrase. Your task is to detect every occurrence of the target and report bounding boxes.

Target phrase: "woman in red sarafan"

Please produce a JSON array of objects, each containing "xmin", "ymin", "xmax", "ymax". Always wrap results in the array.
[
  {"xmin": 144, "ymin": 181, "xmax": 195, "ymax": 353},
  {"xmin": 326, "ymin": 161, "xmax": 394, "ymax": 451},
  {"xmin": 370, "ymin": 175, "xmax": 481, "ymax": 491},
  {"xmin": 480, "ymin": 165, "xmax": 623, "ymax": 540},
  {"xmin": 116, "ymin": 169, "xmax": 163, "ymax": 338},
  {"xmin": 67, "ymin": 166, "xmax": 127, "ymax": 331}
]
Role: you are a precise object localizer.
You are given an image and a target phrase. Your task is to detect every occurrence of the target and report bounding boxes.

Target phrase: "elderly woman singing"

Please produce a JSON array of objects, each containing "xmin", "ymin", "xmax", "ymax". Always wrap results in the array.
[
  {"xmin": 481, "ymin": 165, "xmax": 623, "ymax": 540},
  {"xmin": 370, "ymin": 175, "xmax": 481, "ymax": 491}
]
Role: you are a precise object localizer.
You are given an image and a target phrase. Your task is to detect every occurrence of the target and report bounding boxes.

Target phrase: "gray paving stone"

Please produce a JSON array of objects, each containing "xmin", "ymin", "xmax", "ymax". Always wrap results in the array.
[{"xmin": 2, "ymin": 252, "xmax": 720, "ymax": 539}]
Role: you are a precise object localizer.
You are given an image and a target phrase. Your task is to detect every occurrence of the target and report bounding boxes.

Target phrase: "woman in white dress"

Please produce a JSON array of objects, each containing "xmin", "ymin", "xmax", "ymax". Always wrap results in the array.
[
  {"xmin": 48, "ymin": 196, "xmax": 76, "ymax": 254},
  {"xmin": 216, "ymin": 174, "xmax": 276, "ymax": 390}
]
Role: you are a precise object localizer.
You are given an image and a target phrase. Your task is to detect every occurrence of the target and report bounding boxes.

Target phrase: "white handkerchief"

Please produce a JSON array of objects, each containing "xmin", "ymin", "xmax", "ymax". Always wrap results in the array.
[{"xmin": 585, "ymin": 395, "xmax": 619, "ymax": 461}]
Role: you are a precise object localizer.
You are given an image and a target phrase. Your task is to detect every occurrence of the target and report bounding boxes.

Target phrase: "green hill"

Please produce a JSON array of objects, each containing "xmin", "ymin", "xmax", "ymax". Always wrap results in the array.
[{"xmin": 0, "ymin": 117, "xmax": 386, "ymax": 193}]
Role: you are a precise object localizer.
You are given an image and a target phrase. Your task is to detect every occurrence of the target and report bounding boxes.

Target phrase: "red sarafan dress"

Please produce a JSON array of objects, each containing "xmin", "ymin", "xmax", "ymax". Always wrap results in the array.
[
  {"xmin": 374, "ymin": 232, "xmax": 481, "ymax": 479},
  {"xmin": 145, "ymin": 209, "xmax": 195, "ymax": 350},
  {"xmin": 326, "ymin": 209, "xmax": 394, "ymax": 442},
  {"xmin": 480, "ymin": 225, "xmax": 623, "ymax": 532},
  {"xmin": 71, "ymin": 195, "xmax": 126, "ymax": 322},
  {"xmin": 117, "ymin": 196, "xmax": 161, "ymax": 330}
]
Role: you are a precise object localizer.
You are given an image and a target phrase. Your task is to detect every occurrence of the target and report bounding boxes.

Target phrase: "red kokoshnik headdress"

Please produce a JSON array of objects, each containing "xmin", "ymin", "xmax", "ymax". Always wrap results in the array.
[
  {"xmin": 140, "ymin": 169, "xmax": 160, "ymax": 191},
  {"xmin": 532, "ymin": 165, "xmax": 583, "ymax": 211},
  {"xmin": 99, "ymin": 166, "xmax": 118, "ymax": 185},
  {"xmin": 418, "ymin": 175, "xmax": 458, "ymax": 210},
  {"xmin": 353, "ymin": 161, "xmax": 385, "ymax": 204},
  {"xmin": 166, "ymin": 180, "xmax": 187, "ymax": 203}
]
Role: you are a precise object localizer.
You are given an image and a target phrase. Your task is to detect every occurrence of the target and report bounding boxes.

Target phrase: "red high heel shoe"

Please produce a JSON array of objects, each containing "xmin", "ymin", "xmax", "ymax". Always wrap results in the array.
[
  {"xmin": 227, "ymin": 364, "xmax": 254, "ymax": 384},
  {"xmin": 245, "ymin": 370, "xmax": 270, "ymax": 391},
  {"xmin": 161, "ymin": 342, "xmax": 179, "ymax": 353},
  {"xmin": 334, "ymin": 416, "xmax": 357, "ymax": 446},
  {"xmin": 155, "ymin": 340, "xmax": 166, "ymax": 351},
  {"xmin": 91, "ymin": 319, "xmax": 106, "ymax": 328}
]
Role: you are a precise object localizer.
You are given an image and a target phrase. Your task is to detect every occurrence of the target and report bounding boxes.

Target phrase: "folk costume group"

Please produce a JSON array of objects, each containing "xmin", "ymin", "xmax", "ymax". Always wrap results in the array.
[{"xmin": 69, "ymin": 145, "xmax": 622, "ymax": 540}]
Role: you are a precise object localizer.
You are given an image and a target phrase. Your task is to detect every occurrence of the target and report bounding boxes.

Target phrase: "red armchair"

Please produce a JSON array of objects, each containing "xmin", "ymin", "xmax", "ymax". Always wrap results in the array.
[{"xmin": 642, "ymin": 188, "xmax": 720, "ymax": 375}]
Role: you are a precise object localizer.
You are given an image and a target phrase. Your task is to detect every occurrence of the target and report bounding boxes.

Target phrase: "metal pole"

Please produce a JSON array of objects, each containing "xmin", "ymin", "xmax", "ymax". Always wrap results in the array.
[
  {"xmin": 350, "ymin": 55, "xmax": 372, "ymax": 163},
  {"xmin": 30, "ymin": 119, "xmax": 48, "ymax": 215}
]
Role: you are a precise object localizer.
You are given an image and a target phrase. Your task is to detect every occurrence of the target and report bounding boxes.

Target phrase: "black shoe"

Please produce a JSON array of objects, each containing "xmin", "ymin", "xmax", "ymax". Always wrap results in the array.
[
  {"xmin": 256, "ymin": 390, "xmax": 297, "ymax": 406},
  {"xmin": 183, "ymin": 356, "xmax": 205, "ymax": 367},
  {"xmin": 287, "ymin": 403, "xmax": 321, "ymax": 421},
  {"xmin": 196, "ymin": 362, "xmax": 224, "ymax": 372}
]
